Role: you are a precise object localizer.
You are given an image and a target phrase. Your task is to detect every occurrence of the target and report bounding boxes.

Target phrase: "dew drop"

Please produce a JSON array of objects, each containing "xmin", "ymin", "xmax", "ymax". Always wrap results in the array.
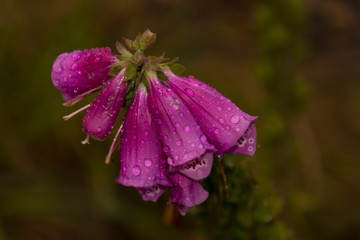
[
  {"xmin": 71, "ymin": 63, "xmax": 78, "ymax": 70},
  {"xmin": 97, "ymin": 127, "xmax": 102, "ymax": 132},
  {"xmin": 158, "ymin": 119, "xmax": 163, "ymax": 124},
  {"xmin": 131, "ymin": 166, "xmax": 141, "ymax": 176},
  {"xmin": 163, "ymin": 146, "xmax": 170, "ymax": 153},
  {"xmin": 144, "ymin": 130, "xmax": 149, "ymax": 135},
  {"xmin": 167, "ymin": 157, "xmax": 174, "ymax": 165},
  {"xmin": 176, "ymin": 140, "xmax": 182, "ymax": 146},
  {"xmin": 183, "ymin": 125, "xmax": 191, "ymax": 132},
  {"xmin": 144, "ymin": 159, "xmax": 152, "ymax": 167},
  {"xmin": 230, "ymin": 115, "xmax": 240, "ymax": 124},
  {"xmin": 200, "ymin": 135, "xmax": 207, "ymax": 143},
  {"xmin": 185, "ymin": 88, "xmax": 194, "ymax": 97},
  {"xmin": 219, "ymin": 118, "xmax": 225, "ymax": 124},
  {"xmin": 217, "ymin": 106, "xmax": 222, "ymax": 111},
  {"xmin": 214, "ymin": 128, "xmax": 220, "ymax": 134}
]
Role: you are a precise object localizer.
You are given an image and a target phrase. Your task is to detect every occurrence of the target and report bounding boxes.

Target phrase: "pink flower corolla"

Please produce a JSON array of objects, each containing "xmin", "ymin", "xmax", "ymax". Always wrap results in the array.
[
  {"xmin": 117, "ymin": 84, "xmax": 171, "ymax": 201},
  {"xmin": 147, "ymin": 71, "xmax": 215, "ymax": 180},
  {"xmin": 163, "ymin": 68, "xmax": 257, "ymax": 156},
  {"xmin": 82, "ymin": 69, "xmax": 127, "ymax": 140},
  {"xmin": 51, "ymin": 48, "xmax": 116, "ymax": 101}
]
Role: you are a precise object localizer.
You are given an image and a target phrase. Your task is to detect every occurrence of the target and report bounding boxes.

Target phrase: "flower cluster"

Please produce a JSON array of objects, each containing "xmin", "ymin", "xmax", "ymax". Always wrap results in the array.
[{"xmin": 51, "ymin": 30, "xmax": 257, "ymax": 215}]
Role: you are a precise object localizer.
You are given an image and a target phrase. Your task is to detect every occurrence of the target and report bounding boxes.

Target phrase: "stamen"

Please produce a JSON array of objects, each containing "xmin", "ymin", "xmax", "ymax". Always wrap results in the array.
[
  {"xmin": 63, "ymin": 86, "xmax": 102, "ymax": 107},
  {"xmin": 81, "ymin": 134, "xmax": 90, "ymax": 144},
  {"xmin": 105, "ymin": 122, "xmax": 124, "ymax": 165},
  {"xmin": 216, "ymin": 157, "xmax": 229, "ymax": 197},
  {"xmin": 63, "ymin": 104, "xmax": 90, "ymax": 121}
]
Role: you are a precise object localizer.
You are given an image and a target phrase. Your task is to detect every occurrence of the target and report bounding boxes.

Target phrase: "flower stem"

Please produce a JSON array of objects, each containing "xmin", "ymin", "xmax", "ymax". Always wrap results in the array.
[{"xmin": 216, "ymin": 157, "xmax": 229, "ymax": 197}]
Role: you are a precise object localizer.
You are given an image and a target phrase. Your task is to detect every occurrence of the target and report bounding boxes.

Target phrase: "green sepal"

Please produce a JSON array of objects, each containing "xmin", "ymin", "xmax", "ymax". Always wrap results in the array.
[
  {"xmin": 124, "ymin": 63, "xmax": 136, "ymax": 81},
  {"xmin": 115, "ymin": 41, "xmax": 132, "ymax": 57},
  {"xmin": 123, "ymin": 38, "xmax": 135, "ymax": 52},
  {"xmin": 108, "ymin": 66, "xmax": 121, "ymax": 77},
  {"xmin": 169, "ymin": 63, "xmax": 185, "ymax": 75}
]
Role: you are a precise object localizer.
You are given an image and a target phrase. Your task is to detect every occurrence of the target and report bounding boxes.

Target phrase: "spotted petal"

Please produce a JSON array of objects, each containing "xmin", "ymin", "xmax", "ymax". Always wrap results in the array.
[
  {"xmin": 51, "ymin": 48, "xmax": 116, "ymax": 101},
  {"xmin": 117, "ymin": 84, "xmax": 171, "ymax": 187},
  {"xmin": 137, "ymin": 185, "xmax": 167, "ymax": 202},
  {"xmin": 147, "ymin": 71, "xmax": 215, "ymax": 166},
  {"xmin": 164, "ymin": 69, "xmax": 257, "ymax": 154},
  {"xmin": 82, "ymin": 70, "xmax": 126, "ymax": 140},
  {"xmin": 169, "ymin": 152, "xmax": 213, "ymax": 180}
]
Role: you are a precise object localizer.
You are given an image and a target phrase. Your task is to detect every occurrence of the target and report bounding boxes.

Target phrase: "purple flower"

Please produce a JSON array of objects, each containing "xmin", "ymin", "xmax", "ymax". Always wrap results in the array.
[
  {"xmin": 82, "ymin": 70, "xmax": 127, "ymax": 140},
  {"xmin": 163, "ymin": 68, "xmax": 257, "ymax": 155},
  {"xmin": 51, "ymin": 48, "xmax": 116, "ymax": 101},
  {"xmin": 147, "ymin": 71, "xmax": 216, "ymax": 168},
  {"xmin": 168, "ymin": 173, "xmax": 209, "ymax": 216},
  {"xmin": 117, "ymin": 84, "xmax": 171, "ymax": 201},
  {"xmin": 51, "ymin": 30, "xmax": 259, "ymax": 216}
]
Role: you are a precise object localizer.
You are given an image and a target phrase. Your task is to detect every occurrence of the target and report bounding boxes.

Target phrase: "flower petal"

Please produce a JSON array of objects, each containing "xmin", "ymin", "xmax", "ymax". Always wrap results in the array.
[
  {"xmin": 137, "ymin": 185, "xmax": 167, "ymax": 202},
  {"xmin": 147, "ymin": 72, "xmax": 215, "ymax": 166},
  {"xmin": 226, "ymin": 123, "xmax": 257, "ymax": 156},
  {"xmin": 82, "ymin": 70, "xmax": 126, "ymax": 140},
  {"xmin": 169, "ymin": 173, "xmax": 208, "ymax": 210},
  {"xmin": 164, "ymin": 69, "xmax": 257, "ymax": 154},
  {"xmin": 169, "ymin": 152, "xmax": 213, "ymax": 180},
  {"xmin": 51, "ymin": 48, "xmax": 116, "ymax": 101},
  {"xmin": 117, "ymin": 84, "xmax": 171, "ymax": 187}
]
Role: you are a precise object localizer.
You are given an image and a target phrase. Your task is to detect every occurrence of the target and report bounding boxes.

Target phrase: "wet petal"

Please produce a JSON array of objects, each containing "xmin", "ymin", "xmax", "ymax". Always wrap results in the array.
[
  {"xmin": 164, "ymin": 69, "xmax": 257, "ymax": 154},
  {"xmin": 51, "ymin": 48, "xmax": 116, "ymax": 101},
  {"xmin": 82, "ymin": 70, "xmax": 126, "ymax": 140},
  {"xmin": 137, "ymin": 185, "xmax": 167, "ymax": 202},
  {"xmin": 169, "ymin": 173, "xmax": 208, "ymax": 211},
  {"xmin": 227, "ymin": 123, "xmax": 257, "ymax": 156},
  {"xmin": 169, "ymin": 152, "xmax": 213, "ymax": 180},
  {"xmin": 117, "ymin": 84, "xmax": 171, "ymax": 187},
  {"xmin": 147, "ymin": 72, "xmax": 215, "ymax": 166}
]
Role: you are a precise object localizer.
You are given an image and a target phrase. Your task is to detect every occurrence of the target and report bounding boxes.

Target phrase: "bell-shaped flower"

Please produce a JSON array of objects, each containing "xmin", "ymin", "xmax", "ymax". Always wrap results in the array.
[
  {"xmin": 51, "ymin": 48, "xmax": 116, "ymax": 101},
  {"xmin": 117, "ymin": 84, "xmax": 171, "ymax": 200},
  {"xmin": 168, "ymin": 173, "xmax": 209, "ymax": 216},
  {"xmin": 163, "ymin": 68, "xmax": 257, "ymax": 155},
  {"xmin": 147, "ymin": 71, "xmax": 216, "ymax": 169},
  {"xmin": 82, "ymin": 69, "xmax": 127, "ymax": 140}
]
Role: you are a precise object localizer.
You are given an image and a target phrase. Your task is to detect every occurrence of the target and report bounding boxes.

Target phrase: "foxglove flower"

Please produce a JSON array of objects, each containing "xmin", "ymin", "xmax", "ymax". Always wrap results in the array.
[
  {"xmin": 163, "ymin": 68, "xmax": 257, "ymax": 155},
  {"xmin": 147, "ymin": 71, "xmax": 215, "ymax": 179},
  {"xmin": 82, "ymin": 69, "xmax": 127, "ymax": 140},
  {"xmin": 51, "ymin": 30, "xmax": 258, "ymax": 216},
  {"xmin": 117, "ymin": 84, "xmax": 171, "ymax": 201},
  {"xmin": 51, "ymin": 48, "xmax": 116, "ymax": 101}
]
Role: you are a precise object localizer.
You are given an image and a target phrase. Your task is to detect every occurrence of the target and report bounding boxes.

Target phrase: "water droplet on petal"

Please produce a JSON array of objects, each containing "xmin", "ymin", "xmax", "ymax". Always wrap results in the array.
[
  {"xmin": 97, "ymin": 127, "xmax": 102, "ymax": 132},
  {"xmin": 144, "ymin": 130, "xmax": 149, "ymax": 135},
  {"xmin": 185, "ymin": 88, "xmax": 194, "ymax": 97},
  {"xmin": 217, "ymin": 106, "xmax": 222, "ymax": 111},
  {"xmin": 214, "ymin": 128, "xmax": 220, "ymax": 134},
  {"xmin": 176, "ymin": 140, "xmax": 182, "ymax": 146},
  {"xmin": 200, "ymin": 135, "xmax": 207, "ymax": 143},
  {"xmin": 71, "ymin": 63, "xmax": 78, "ymax": 70},
  {"xmin": 167, "ymin": 157, "xmax": 174, "ymax": 165},
  {"xmin": 132, "ymin": 166, "xmax": 141, "ymax": 176},
  {"xmin": 144, "ymin": 159, "xmax": 152, "ymax": 167},
  {"xmin": 219, "ymin": 118, "xmax": 225, "ymax": 124},
  {"xmin": 163, "ymin": 146, "xmax": 170, "ymax": 153},
  {"xmin": 183, "ymin": 125, "xmax": 191, "ymax": 132},
  {"xmin": 230, "ymin": 115, "xmax": 240, "ymax": 124}
]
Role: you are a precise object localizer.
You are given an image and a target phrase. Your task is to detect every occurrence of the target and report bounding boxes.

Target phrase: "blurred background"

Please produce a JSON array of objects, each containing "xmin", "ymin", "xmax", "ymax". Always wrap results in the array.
[{"xmin": 1, "ymin": 0, "xmax": 359, "ymax": 239}]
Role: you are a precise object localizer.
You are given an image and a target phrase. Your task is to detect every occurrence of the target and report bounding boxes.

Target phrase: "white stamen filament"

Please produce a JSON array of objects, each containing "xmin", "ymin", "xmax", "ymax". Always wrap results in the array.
[
  {"xmin": 63, "ymin": 104, "xmax": 90, "ymax": 121},
  {"xmin": 81, "ymin": 134, "xmax": 90, "ymax": 145},
  {"xmin": 105, "ymin": 122, "xmax": 124, "ymax": 165},
  {"xmin": 63, "ymin": 86, "xmax": 102, "ymax": 107}
]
